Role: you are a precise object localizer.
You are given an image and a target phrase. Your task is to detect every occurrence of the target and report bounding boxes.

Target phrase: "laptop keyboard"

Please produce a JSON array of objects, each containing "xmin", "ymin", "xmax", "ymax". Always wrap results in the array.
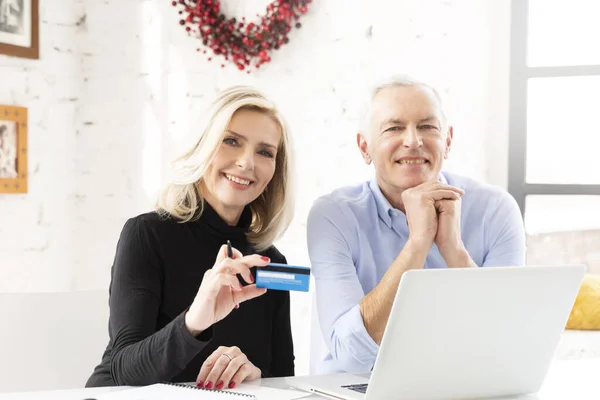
[{"xmin": 342, "ymin": 383, "xmax": 368, "ymax": 394}]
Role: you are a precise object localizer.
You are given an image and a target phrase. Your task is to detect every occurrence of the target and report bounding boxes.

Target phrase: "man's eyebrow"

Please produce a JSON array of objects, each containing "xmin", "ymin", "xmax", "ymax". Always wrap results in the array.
[{"xmin": 380, "ymin": 118, "xmax": 406, "ymax": 129}]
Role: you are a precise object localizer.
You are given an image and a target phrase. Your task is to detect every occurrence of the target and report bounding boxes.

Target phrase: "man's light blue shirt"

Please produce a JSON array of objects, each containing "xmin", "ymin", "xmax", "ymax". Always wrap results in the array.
[{"xmin": 306, "ymin": 171, "xmax": 527, "ymax": 374}]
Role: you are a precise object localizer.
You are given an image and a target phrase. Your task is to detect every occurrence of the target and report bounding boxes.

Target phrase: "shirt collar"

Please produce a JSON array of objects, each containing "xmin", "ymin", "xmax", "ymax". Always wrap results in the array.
[
  {"xmin": 369, "ymin": 178, "xmax": 395, "ymax": 228},
  {"xmin": 368, "ymin": 171, "xmax": 448, "ymax": 229},
  {"xmin": 439, "ymin": 171, "xmax": 448, "ymax": 185}
]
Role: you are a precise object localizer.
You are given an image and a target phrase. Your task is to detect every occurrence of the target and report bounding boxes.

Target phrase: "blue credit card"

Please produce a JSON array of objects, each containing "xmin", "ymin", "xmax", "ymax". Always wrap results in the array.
[{"xmin": 255, "ymin": 263, "xmax": 311, "ymax": 292}]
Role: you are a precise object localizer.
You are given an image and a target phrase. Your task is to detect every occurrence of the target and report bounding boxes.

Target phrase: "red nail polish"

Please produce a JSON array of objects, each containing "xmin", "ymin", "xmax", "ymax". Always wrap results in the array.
[
  {"xmin": 249, "ymin": 274, "xmax": 255, "ymax": 283},
  {"xmin": 216, "ymin": 381, "xmax": 224, "ymax": 389},
  {"xmin": 205, "ymin": 381, "xmax": 213, "ymax": 389},
  {"xmin": 196, "ymin": 381, "xmax": 203, "ymax": 387},
  {"xmin": 229, "ymin": 382, "xmax": 236, "ymax": 388},
  {"xmin": 261, "ymin": 256, "xmax": 270, "ymax": 261}
]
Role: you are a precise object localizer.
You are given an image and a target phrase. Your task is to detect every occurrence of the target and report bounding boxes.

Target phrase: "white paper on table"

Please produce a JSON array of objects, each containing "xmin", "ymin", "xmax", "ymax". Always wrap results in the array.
[
  {"xmin": 228, "ymin": 384, "xmax": 311, "ymax": 400},
  {"xmin": 0, "ymin": 386, "xmax": 129, "ymax": 400}
]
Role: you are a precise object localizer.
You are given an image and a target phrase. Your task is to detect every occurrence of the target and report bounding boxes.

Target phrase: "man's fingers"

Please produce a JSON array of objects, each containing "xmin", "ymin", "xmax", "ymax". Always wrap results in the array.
[
  {"xmin": 435, "ymin": 198, "xmax": 461, "ymax": 212},
  {"xmin": 415, "ymin": 180, "xmax": 463, "ymax": 190},
  {"xmin": 406, "ymin": 183, "xmax": 464, "ymax": 200},
  {"xmin": 426, "ymin": 184, "xmax": 464, "ymax": 195},
  {"xmin": 410, "ymin": 180, "xmax": 463, "ymax": 193},
  {"xmin": 427, "ymin": 190, "xmax": 462, "ymax": 201}
]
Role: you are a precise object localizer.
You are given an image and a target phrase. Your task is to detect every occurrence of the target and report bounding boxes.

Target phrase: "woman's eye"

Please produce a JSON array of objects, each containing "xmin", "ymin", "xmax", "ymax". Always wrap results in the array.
[
  {"xmin": 223, "ymin": 137, "xmax": 237, "ymax": 145},
  {"xmin": 259, "ymin": 150, "xmax": 274, "ymax": 158}
]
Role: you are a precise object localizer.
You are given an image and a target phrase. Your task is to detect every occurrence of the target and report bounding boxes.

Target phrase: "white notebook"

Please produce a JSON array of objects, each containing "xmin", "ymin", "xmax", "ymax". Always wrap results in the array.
[
  {"xmin": 94, "ymin": 382, "xmax": 310, "ymax": 400},
  {"xmin": 95, "ymin": 383, "xmax": 257, "ymax": 399}
]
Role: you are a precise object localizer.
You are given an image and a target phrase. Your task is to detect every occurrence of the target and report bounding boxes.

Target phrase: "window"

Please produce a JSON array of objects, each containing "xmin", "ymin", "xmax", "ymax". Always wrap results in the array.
[{"xmin": 508, "ymin": 0, "xmax": 600, "ymax": 272}]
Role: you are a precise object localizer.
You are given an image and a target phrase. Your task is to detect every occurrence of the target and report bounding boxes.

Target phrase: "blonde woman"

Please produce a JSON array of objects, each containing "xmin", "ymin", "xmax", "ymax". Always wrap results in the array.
[{"xmin": 87, "ymin": 86, "xmax": 295, "ymax": 390}]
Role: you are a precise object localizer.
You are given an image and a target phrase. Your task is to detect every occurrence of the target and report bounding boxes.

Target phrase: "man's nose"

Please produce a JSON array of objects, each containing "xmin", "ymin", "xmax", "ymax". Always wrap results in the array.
[{"xmin": 402, "ymin": 127, "xmax": 423, "ymax": 148}]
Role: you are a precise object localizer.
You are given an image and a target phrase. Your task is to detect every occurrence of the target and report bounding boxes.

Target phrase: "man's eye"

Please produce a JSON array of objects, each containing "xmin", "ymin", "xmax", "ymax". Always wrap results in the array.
[{"xmin": 385, "ymin": 126, "xmax": 403, "ymax": 132}]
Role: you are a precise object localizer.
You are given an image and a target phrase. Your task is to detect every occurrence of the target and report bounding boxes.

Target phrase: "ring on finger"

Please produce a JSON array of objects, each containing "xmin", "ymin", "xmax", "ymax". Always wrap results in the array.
[{"xmin": 221, "ymin": 353, "xmax": 233, "ymax": 362}]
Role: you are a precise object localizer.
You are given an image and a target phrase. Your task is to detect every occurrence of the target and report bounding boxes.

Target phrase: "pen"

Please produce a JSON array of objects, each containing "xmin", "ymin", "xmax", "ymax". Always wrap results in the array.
[
  {"xmin": 227, "ymin": 239, "xmax": 240, "ymax": 309},
  {"xmin": 227, "ymin": 239, "xmax": 233, "ymax": 258}
]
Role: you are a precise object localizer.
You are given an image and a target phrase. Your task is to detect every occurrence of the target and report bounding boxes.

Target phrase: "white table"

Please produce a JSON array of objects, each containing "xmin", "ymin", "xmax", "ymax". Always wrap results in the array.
[
  {"xmin": 1, "ymin": 360, "xmax": 599, "ymax": 399},
  {"xmin": 283, "ymin": 360, "xmax": 600, "ymax": 399}
]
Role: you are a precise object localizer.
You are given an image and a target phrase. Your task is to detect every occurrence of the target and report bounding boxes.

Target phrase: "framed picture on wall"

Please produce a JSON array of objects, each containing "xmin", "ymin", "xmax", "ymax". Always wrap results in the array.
[
  {"xmin": 0, "ymin": 0, "xmax": 39, "ymax": 59},
  {"xmin": 0, "ymin": 105, "xmax": 28, "ymax": 193}
]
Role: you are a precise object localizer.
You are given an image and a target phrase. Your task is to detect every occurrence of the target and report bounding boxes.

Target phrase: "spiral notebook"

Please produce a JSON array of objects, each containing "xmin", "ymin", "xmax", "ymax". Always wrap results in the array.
[
  {"xmin": 95, "ymin": 382, "xmax": 310, "ymax": 400},
  {"xmin": 95, "ymin": 382, "xmax": 257, "ymax": 399}
]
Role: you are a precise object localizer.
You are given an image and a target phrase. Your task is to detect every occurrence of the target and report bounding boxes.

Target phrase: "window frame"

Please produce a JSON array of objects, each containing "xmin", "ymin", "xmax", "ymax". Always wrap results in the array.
[{"xmin": 508, "ymin": 0, "xmax": 600, "ymax": 216}]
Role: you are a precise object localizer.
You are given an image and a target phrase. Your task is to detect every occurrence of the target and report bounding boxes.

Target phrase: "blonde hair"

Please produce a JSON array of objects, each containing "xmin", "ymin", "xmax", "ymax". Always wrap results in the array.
[{"xmin": 156, "ymin": 85, "xmax": 295, "ymax": 251}]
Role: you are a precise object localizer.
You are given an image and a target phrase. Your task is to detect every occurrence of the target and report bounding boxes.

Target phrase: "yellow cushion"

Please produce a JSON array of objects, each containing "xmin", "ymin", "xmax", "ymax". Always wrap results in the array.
[{"xmin": 566, "ymin": 274, "xmax": 600, "ymax": 330}]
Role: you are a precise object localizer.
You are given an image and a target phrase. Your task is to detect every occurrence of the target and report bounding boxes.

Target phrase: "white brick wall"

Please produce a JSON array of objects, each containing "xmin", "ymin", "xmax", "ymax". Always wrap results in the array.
[{"xmin": 0, "ymin": 0, "xmax": 510, "ymax": 378}]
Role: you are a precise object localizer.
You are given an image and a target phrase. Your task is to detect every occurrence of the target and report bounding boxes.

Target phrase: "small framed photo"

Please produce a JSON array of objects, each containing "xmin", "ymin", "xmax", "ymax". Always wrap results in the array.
[
  {"xmin": 0, "ymin": 0, "xmax": 39, "ymax": 60},
  {"xmin": 0, "ymin": 105, "xmax": 28, "ymax": 194}
]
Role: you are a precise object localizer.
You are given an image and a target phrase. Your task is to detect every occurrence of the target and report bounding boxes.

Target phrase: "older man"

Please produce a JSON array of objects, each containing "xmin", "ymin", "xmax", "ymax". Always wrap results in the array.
[{"xmin": 307, "ymin": 76, "xmax": 526, "ymax": 374}]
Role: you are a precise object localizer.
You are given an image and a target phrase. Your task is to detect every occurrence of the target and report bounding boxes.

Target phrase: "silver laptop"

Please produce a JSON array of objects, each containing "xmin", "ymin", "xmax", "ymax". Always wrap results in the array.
[{"xmin": 288, "ymin": 265, "xmax": 585, "ymax": 400}]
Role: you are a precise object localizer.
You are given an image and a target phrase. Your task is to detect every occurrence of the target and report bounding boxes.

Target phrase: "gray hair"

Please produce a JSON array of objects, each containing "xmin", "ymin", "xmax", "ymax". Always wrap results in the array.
[{"xmin": 359, "ymin": 75, "xmax": 449, "ymax": 135}]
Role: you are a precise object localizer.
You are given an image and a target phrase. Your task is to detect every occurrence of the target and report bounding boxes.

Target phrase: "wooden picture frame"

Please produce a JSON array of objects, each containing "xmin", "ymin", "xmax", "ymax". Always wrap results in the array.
[
  {"xmin": 0, "ymin": 0, "xmax": 39, "ymax": 60},
  {"xmin": 0, "ymin": 105, "xmax": 28, "ymax": 193}
]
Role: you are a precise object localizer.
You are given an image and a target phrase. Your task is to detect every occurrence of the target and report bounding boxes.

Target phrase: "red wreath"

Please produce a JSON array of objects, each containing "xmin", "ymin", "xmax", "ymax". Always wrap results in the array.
[{"xmin": 172, "ymin": 0, "xmax": 312, "ymax": 73}]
